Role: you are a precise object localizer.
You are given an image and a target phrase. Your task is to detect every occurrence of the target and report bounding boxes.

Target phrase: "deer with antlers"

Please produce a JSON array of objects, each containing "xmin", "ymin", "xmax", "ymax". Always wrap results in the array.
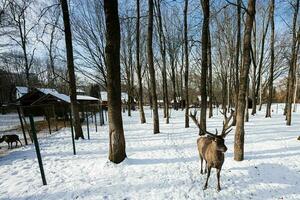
[{"xmin": 189, "ymin": 108, "xmax": 234, "ymax": 191}]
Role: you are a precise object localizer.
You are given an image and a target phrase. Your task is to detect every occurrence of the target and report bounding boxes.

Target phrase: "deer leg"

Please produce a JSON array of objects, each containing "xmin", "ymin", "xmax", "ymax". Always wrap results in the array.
[
  {"xmin": 15, "ymin": 141, "xmax": 18, "ymax": 147},
  {"xmin": 7, "ymin": 142, "xmax": 10, "ymax": 149},
  {"xmin": 217, "ymin": 168, "xmax": 221, "ymax": 192},
  {"xmin": 19, "ymin": 140, "xmax": 22, "ymax": 146},
  {"xmin": 200, "ymin": 155, "xmax": 203, "ymax": 174},
  {"xmin": 204, "ymin": 161, "xmax": 208, "ymax": 173},
  {"xmin": 203, "ymin": 166, "xmax": 211, "ymax": 190}
]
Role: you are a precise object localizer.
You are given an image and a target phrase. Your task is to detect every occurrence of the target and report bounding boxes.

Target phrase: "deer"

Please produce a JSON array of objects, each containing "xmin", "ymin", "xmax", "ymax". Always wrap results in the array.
[
  {"xmin": 0, "ymin": 134, "xmax": 22, "ymax": 149},
  {"xmin": 189, "ymin": 108, "xmax": 234, "ymax": 191}
]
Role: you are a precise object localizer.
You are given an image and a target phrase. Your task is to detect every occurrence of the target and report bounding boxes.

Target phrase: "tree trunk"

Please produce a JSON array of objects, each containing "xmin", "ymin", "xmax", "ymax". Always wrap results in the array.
[
  {"xmin": 266, "ymin": 0, "xmax": 275, "ymax": 118},
  {"xmin": 184, "ymin": 0, "xmax": 189, "ymax": 128},
  {"xmin": 148, "ymin": 0, "xmax": 160, "ymax": 133},
  {"xmin": 60, "ymin": 0, "xmax": 84, "ymax": 140},
  {"xmin": 252, "ymin": 11, "xmax": 270, "ymax": 115},
  {"xmin": 208, "ymin": 25, "xmax": 213, "ymax": 118},
  {"xmin": 104, "ymin": 0, "xmax": 126, "ymax": 163},
  {"xmin": 136, "ymin": 0, "xmax": 146, "ymax": 124},
  {"xmin": 234, "ymin": 0, "xmax": 255, "ymax": 161},
  {"xmin": 232, "ymin": 0, "xmax": 241, "ymax": 126},
  {"xmin": 286, "ymin": 0, "xmax": 299, "ymax": 125},
  {"xmin": 155, "ymin": 0, "xmax": 169, "ymax": 124},
  {"xmin": 200, "ymin": 0, "xmax": 209, "ymax": 133}
]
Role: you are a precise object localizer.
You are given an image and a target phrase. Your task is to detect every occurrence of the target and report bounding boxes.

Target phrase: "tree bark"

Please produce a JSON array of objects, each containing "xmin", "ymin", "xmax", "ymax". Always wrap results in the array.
[
  {"xmin": 155, "ymin": 0, "xmax": 169, "ymax": 124},
  {"xmin": 104, "ymin": 0, "xmax": 126, "ymax": 163},
  {"xmin": 200, "ymin": 0, "xmax": 209, "ymax": 133},
  {"xmin": 184, "ymin": 0, "xmax": 189, "ymax": 128},
  {"xmin": 60, "ymin": 0, "xmax": 84, "ymax": 140},
  {"xmin": 233, "ymin": 0, "xmax": 241, "ymax": 126},
  {"xmin": 286, "ymin": 0, "xmax": 299, "ymax": 125},
  {"xmin": 136, "ymin": 0, "xmax": 146, "ymax": 124},
  {"xmin": 234, "ymin": 0, "xmax": 255, "ymax": 161},
  {"xmin": 266, "ymin": 0, "xmax": 275, "ymax": 118},
  {"xmin": 252, "ymin": 10, "xmax": 270, "ymax": 115},
  {"xmin": 208, "ymin": 25, "xmax": 213, "ymax": 118},
  {"xmin": 148, "ymin": 0, "xmax": 160, "ymax": 133}
]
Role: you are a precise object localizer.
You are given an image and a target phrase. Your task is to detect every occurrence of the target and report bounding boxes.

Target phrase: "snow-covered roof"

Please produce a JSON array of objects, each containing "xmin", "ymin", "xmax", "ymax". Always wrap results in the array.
[
  {"xmin": 16, "ymin": 86, "xmax": 28, "ymax": 94},
  {"xmin": 77, "ymin": 95, "xmax": 99, "ymax": 101},
  {"xmin": 76, "ymin": 89, "xmax": 85, "ymax": 93},
  {"xmin": 37, "ymin": 88, "xmax": 59, "ymax": 94}
]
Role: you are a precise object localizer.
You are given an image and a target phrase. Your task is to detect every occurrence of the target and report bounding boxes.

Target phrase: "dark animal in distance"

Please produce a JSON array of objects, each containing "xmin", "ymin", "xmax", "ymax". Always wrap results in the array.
[
  {"xmin": 0, "ymin": 134, "xmax": 22, "ymax": 149},
  {"xmin": 189, "ymin": 108, "xmax": 234, "ymax": 191}
]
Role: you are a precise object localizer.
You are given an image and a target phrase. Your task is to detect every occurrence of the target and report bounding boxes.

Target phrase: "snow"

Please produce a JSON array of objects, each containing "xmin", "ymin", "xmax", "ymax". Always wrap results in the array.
[
  {"xmin": 76, "ymin": 95, "xmax": 99, "ymax": 101},
  {"xmin": 99, "ymin": 91, "xmax": 128, "ymax": 101},
  {"xmin": 0, "ymin": 105, "xmax": 300, "ymax": 200},
  {"xmin": 0, "ymin": 113, "xmax": 44, "ymax": 132}
]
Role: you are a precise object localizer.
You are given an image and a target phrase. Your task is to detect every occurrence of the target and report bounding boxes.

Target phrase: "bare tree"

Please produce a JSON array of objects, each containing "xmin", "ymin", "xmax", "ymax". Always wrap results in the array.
[
  {"xmin": 60, "ymin": 0, "xmax": 84, "ymax": 139},
  {"xmin": 265, "ymin": 0, "xmax": 274, "ymax": 118},
  {"xmin": 234, "ymin": 0, "xmax": 255, "ymax": 161},
  {"xmin": 200, "ymin": 0, "xmax": 209, "ymax": 133},
  {"xmin": 104, "ymin": 0, "xmax": 126, "ymax": 163},
  {"xmin": 148, "ymin": 0, "xmax": 159, "ymax": 133},
  {"xmin": 136, "ymin": 0, "xmax": 146, "ymax": 124},
  {"xmin": 184, "ymin": 0, "xmax": 189, "ymax": 128},
  {"xmin": 7, "ymin": 0, "xmax": 37, "ymax": 88},
  {"xmin": 286, "ymin": 0, "xmax": 299, "ymax": 125}
]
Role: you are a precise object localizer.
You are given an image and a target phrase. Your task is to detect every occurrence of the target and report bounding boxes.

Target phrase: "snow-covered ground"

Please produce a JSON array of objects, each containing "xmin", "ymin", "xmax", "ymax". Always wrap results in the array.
[
  {"xmin": 0, "ymin": 105, "xmax": 300, "ymax": 200},
  {"xmin": 0, "ymin": 113, "xmax": 44, "ymax": 132}
]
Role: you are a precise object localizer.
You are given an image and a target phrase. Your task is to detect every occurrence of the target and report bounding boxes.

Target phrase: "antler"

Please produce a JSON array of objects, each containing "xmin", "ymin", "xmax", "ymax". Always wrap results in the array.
[
  {"xmin": 188, "ymin": 110, "xmax": 217, "ymax": 137},
  {"xmin": 220, "ymin": 108, "xmax": 235, "ymax": 138}
]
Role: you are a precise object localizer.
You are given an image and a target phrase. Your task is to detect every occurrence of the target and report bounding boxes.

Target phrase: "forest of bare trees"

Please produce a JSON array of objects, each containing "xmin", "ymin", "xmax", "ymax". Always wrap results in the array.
[{"xmin": 1, "ymin": 0, "xmax": 300, "ymax": 165}]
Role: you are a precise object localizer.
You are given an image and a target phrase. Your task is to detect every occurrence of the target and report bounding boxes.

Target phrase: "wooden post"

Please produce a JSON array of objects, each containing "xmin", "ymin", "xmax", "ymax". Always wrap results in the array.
[
  {"xmin": 29, "ymin": 115, "xmax": 47, "ymax": 185},
  {"xmin": 46, "ymin": 114, "xmax": 51, "ymax": 135},
  {"xmin": 94, "ymin": 112, "xmax": 97, "ymax": 132},
  {"xmin": 69, "ymin": 112, "xmax": 76, "ymax": 155},
  {"xmin": 17, "ymin": 107, "xmax": 28, "ymax": 145},
  {"xmin": 52, "ymin": 105, "xmax": 58, "ymax": 131},
  {"xmin": 86, "ymin": 108, "xmax": 90, "ymax": 140}
]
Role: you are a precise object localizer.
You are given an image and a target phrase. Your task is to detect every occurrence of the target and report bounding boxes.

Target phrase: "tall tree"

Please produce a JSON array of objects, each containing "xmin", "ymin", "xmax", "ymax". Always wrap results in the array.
[
  {"xmin": 265, "ymin": 0, "xmax": 275, "ymax": 118},
  {"xmin": 184, "ymin": 0, "xmax": 189, "ymax": 128},
  {"xmin": 155, "ymin": 0, "xmax": 169, "ymax": 123},
  {"xmin": 252, "ymin": 6, "xmax": 270, "ymax": 115},
  {"xmin": 200, "ymin": 0, "xmax": 209, "ymax": 133},
  {"xmin": 136, "ymin": 0, "xmax": 146, "ymax": 124},
  {"xmin": 232, "ymin": 0, "xmax": 241, "ymax": 126},
  {"xmin": 60, "ymin": 0, "xmax": 84, "ymax": 139},
  {"xmin": 286, "ymin": 0, "xmax": 299, "ymax": 125},
  {"xmin": 208, "ymin": 25, "xmax": 213, "ymax": 118},
  {"xmin": 104, "ymin": 0, "xmax": 126, "ymax": 163},
  {"xmin": 148, "ymin": 0, "xmax": 160, "ymax": 133},
  {"xmin": 234, "ymin": 0, "xmax": 256, "ymax": 161}
]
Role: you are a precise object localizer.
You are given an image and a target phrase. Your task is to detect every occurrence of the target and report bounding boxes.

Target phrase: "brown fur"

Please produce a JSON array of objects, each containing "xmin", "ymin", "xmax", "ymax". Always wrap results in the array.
[
  {"xmin": 0, "ymin": 134, "xmax": 22, "ymax": 149},
  {"xmin": 197, "ymin": 135, "xmax": 227, "ymax": 191}
]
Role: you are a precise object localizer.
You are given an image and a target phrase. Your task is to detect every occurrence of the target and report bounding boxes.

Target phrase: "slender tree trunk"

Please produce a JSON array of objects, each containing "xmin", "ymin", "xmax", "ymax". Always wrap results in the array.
[
  {"xmin": 266, "ymin": 0, "xmax": 275, "ymax": 118},
  {"xmin": 286, "ymin": 0, "xmax": 299, "ymax": 125},
  {"xmin": 252, "ymin": 12, "xmax": 269, "ymax": 115},
  {"xmin": 200, "ymin": 0, "xmax": 209, "ymax": 133},
  {"xmin": 148, "ymin": 0, "xmax": 160, "ymax": 133},
  {"xmin": 60, "ymin": 0, "xmax": 84, "ymax": 140},
  {"xmin": 104, "ymin": 0, "xmax": 126, "ymax": 163},
  {"xmin": 136, "ymin": 0, "xmax": 146, "ymax": 124},
  {"xmin": 232, "ymin": 0, "xmax": 241, "ymax": 126},
  {"xmin": 184, "ymin": 0, "xmax": 189, "ymax": 128},
  {"xmin": 234, "ymin": 0, "xmax": 255, "ymax": 161},
  {"xmin": 208, "ymin": 26, "xmax": 213, "ymax": 118},
  {"xmin": 155, "ymin": 0, "xmax": 169, "ymax": 123}
]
